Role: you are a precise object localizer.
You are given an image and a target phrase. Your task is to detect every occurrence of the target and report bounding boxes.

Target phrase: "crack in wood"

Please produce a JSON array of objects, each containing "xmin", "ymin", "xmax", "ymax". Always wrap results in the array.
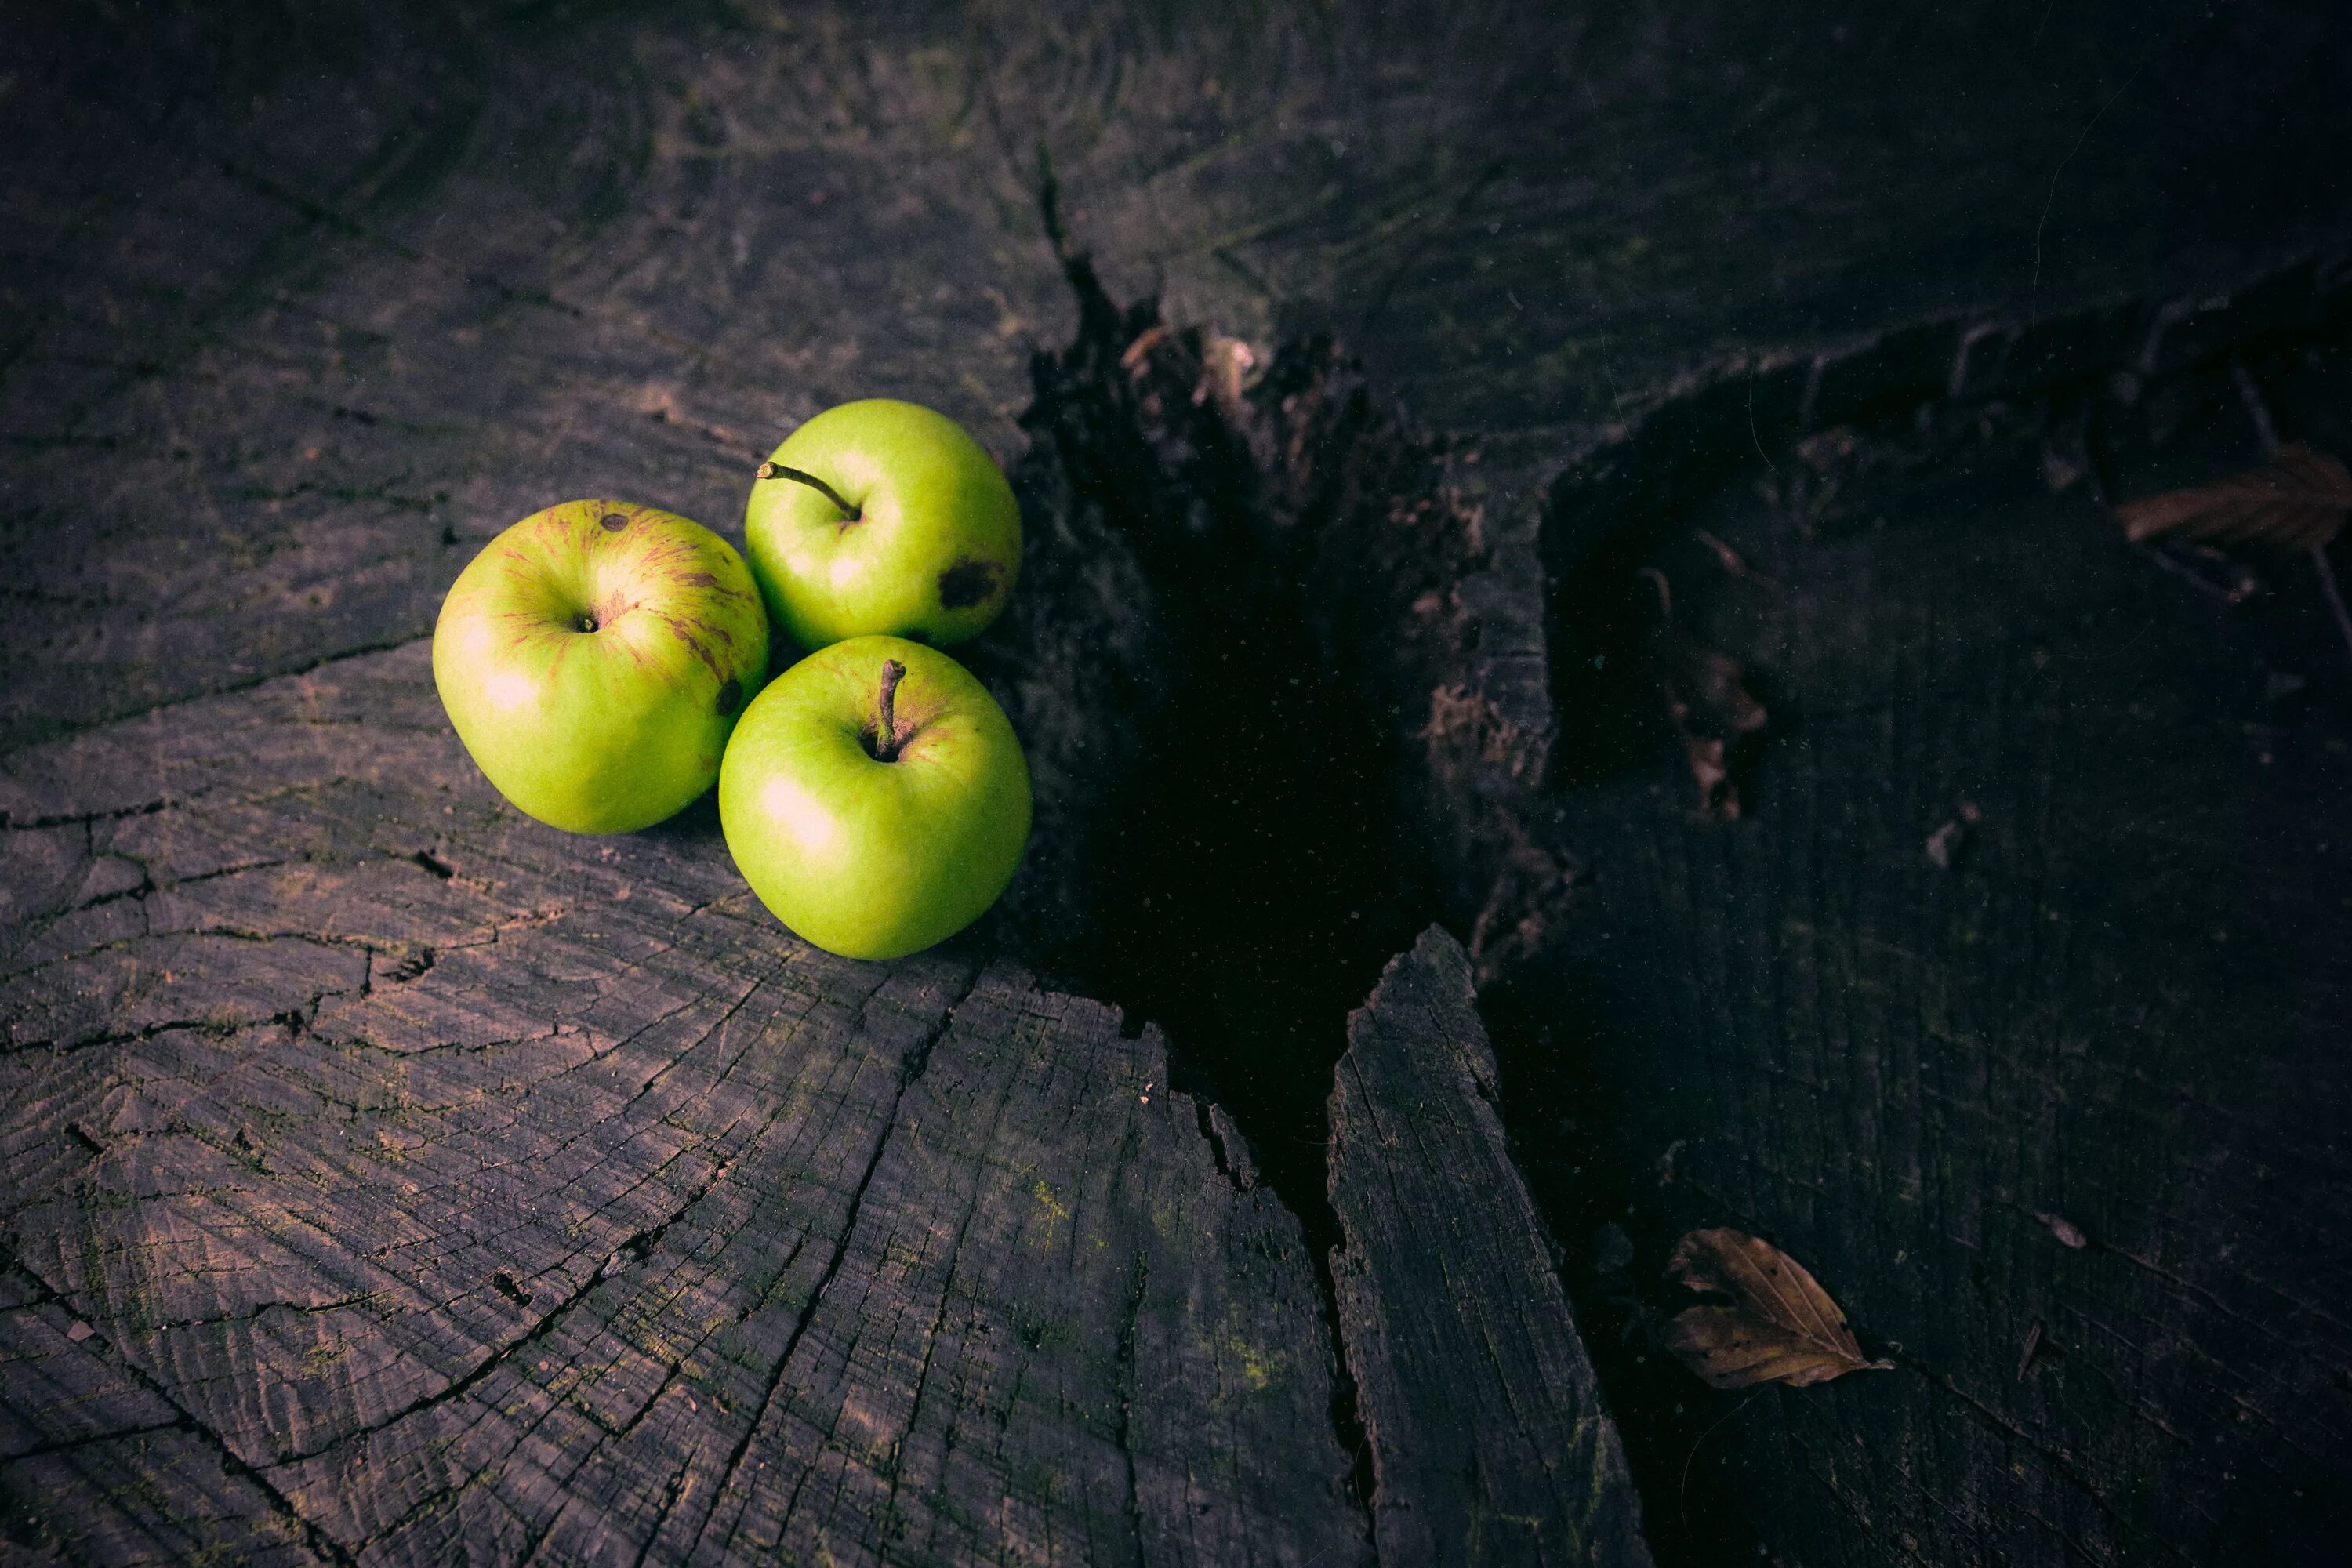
[
  {"xmin": 278, "ymin": 1152, "xmax": 743, "ymax": 1472},
  {"xmin": 2, "ymin": 1258, "xmax": 359, "ymax": 1566},
  {"xmin": 1110, "ymin": 1249, "xmax": 1151, "ymax": 1559},
  {"xmin": 686, "ymin": 965, "xmax": 986, "ymax": 1561}
]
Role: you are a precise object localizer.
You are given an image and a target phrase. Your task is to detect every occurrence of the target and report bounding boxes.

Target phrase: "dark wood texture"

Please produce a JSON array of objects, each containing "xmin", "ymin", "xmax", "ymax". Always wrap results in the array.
[
  {"xmin": 1367, "ymin": 58, "xmax": 2347, "ymax": 1547},
  {"xmin": 6, "ymin": 2, "xmax": 2351, "ymax": 1564},
  {"xmin": 1494, "ymin": 330, "xmax": 2352, "ymax": 1564},
  {"xmin": 0, "ymin": 644, "xmax": 1373, "ymax": 1564},
  {"xmin": 1330, "ymin": 928, "xmax": 1650, "ymax": 1566},
  {"xmin": 9, "ymin": 1, "xmax": 2347, "ymax": 751}
]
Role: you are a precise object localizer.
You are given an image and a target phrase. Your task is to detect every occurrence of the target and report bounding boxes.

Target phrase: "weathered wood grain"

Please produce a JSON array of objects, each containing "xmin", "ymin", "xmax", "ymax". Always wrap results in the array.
[
  {"xmin": 0, "ymin": 644, "xmax": 1372, "ymax": 1565},
  {"xmin": 11, "ymin": 2, "xmax": 2343, "ymax": 752},
  {"xmin": 0, "ymin": 1, "xmax": 1072, "ymax": 755},
  {"xmin": 1488, "ymin": 346, "xmax": 2352, "ymax": 1564},
  {"xmin": 1330, "ymin": 927, "xmax": 1650, "ymax": 1567},
  {"xmin": 9, "ymin": 1, "xmax": 2352, "ymax": 1563},
  {"xmin": 0, "ymin": 637, "xmax": 1653, "ymax": 1565}
]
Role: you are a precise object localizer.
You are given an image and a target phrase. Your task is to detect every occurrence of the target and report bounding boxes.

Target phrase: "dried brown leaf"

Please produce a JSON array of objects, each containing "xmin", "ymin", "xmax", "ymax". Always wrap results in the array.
[
  {"xmin": 2117, "ymin": 445, "xmax": 2352, "ymax": 550},
  {"xmin": 1692, "ymin": 528, "xmax": 1781, "ymax": 588},
  {"xmin": 1197, "ymin": 333, "xmax": 1258, "ymax": 414},
  {"xmin": 1662, "ymin": 1228, "xmax": 1893, "ymax": 1390},
  {"xmin": 1119, "ymin": 325, "xmax": 1167, "ymax": 372},
  {"xmin": 1640, "ymin": 570, "xmax": 1767, "ymax": 820},
  {"xmin": 2034, "ymin": 1210, "xmax": 2089, "ymax": 1249}
]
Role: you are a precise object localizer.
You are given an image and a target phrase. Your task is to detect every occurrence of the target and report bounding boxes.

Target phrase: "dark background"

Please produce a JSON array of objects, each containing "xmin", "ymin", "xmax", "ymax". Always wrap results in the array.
[{"xmin": 8, "ymin": 0, "xmax": 2350, "ymax": 751}]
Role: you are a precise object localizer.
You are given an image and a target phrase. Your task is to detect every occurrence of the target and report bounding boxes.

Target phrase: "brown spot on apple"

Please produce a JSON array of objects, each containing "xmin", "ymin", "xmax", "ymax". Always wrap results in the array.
[
  {"xmin": 937, "ymin": 558, "xmax": 1003, "ymax": 611},
  {"xmin": 600, "ymin": 512, "xmax": 630, "ymax": 532}
]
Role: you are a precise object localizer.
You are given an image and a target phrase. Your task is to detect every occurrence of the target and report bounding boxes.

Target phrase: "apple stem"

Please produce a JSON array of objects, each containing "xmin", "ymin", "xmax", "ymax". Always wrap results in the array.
[
  {"xmin": 757, "ymin": 461, "xmax": 860, "ymax": 523},
  {"xmin": 872, "ymin": 658, "xmax": 908, "ymax": 762}
]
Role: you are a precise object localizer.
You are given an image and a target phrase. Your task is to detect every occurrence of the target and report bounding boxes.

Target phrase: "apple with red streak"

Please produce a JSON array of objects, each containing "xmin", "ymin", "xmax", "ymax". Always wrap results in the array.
[{"xmin": 433, "ymin": 499, "xmax": 768, "ymax": 833}]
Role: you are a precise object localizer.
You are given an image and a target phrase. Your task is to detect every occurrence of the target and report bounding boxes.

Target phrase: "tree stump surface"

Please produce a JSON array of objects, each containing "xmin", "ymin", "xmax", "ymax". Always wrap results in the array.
[
  {"xmin": 0, "ymin": 640, "xmax": 1623, "ymax": 1564},
  {"xmin": 7, "ymin": 3, "xmax": 2351, "ymax": 1566}
]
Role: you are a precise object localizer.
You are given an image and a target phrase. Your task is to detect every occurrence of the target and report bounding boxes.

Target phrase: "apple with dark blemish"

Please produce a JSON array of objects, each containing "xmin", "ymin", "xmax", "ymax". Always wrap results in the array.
[
  {"xmin": 743, "ymin": 399, "xmax": 1021, "ymax": 651},
  {"xmin": 433, "ymin": 499, "xmax": 769, "ymax": 833},
  {"xmin": 719, "ymin": 636, "xmax": 1030, "ymax": 960}
]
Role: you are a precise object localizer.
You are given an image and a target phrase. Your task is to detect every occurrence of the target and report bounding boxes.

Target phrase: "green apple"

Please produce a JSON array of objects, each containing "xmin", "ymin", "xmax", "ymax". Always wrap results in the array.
[
  {"xmin": 743, "ymin": 399, "xmax": 1022, "ymax": 650},
  {"xmin": 433, "ymin": 499, "xmax": 769, "ymax": 833},
  {"xmin": 718, "ymin": 635, "xmax": 1030, "ymax": 960}
]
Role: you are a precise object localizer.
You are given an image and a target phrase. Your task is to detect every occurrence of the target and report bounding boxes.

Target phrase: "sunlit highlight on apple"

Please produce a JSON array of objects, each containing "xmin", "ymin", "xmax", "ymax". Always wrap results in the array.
[
  {"xmin": 762, "ymin": 772, "xmax": 845, "ymax": 862},
  {"xmin": 484, "ymin": 668, "xmax": 539, "ymax": 712}
]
